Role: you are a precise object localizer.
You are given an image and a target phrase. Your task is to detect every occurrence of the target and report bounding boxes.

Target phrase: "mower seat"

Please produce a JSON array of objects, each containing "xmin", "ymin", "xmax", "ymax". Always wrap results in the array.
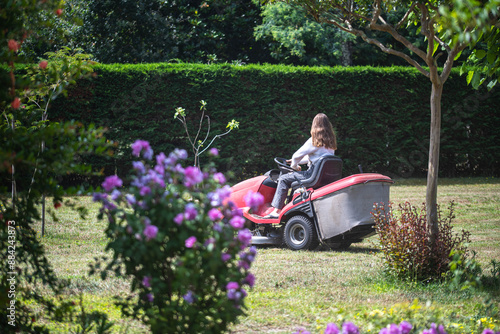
[{"xmin": 291, "ymin": 154, "xmax": 342, "ymax": 190}]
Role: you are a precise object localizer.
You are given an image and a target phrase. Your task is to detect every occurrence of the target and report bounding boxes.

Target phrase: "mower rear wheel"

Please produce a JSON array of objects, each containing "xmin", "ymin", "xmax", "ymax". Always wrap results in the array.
[{"xmin": 283, "ymin": 216, "xmax": 319, "ymax": 250}]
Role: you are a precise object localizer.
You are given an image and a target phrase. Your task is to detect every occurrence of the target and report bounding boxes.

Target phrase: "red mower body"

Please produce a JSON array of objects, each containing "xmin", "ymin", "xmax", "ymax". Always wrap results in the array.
[{"xmin": 230, "ymin": 167, "xmax": 393, "ymax": 250}]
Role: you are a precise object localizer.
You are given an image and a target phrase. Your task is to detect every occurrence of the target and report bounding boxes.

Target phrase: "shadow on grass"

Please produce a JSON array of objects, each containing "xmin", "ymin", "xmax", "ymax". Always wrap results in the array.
[{"xmin": 315, "ymin": 244, "xmax": 380, "ymax": 254}]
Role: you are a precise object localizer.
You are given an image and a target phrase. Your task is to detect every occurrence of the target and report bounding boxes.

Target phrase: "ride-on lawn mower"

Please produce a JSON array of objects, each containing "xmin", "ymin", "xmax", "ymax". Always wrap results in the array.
[{"xmin": 229, "ymin": 155, "xmax": 393, "ymax": 250}]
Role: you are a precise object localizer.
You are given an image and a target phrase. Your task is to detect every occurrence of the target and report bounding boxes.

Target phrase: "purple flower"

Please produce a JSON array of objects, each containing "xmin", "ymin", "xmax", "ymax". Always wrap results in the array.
[
  {"xmin": 204, "ymin": 237, "xmax": 215, "ymax": 247},
  {"xmin": 208, "ymin": 208, "xmax": 224, "ymax": 221},
  {"xmin": 131, "ymin": 140, "xmax": 153, "ymax": 160},
  {"xmin": 140, "ymin": 186, "xmax": 151, "ymax": 196},
  {"xmin": 238, "ymin": 260, "xmax": 250, "ymax": 270},
  {"xmin": 226, "ymin": 282, "xmax": 242, "ymax": 300},
  {"xmin": 399, "ymin": 321, "xmax": 412, "ymax": 334},
  {"xmin": 221, "ymin": 253, "xmax": 231, "ymax": 262},
  {"xmin": 183, "ymin": 290, "xmax": 195, "ymax": 304},
  {"xmin": 184, "ymin": 166, "xmax": 204, "ymax": 187},
  {"xmin": 132, "ymin": 161, "xmax": 145, "ymax": 173},
  {"xmin": 185, "ymin": 236, "xmax": 197, "ymax": 248},
  {"xmin": 244, "ymin": 273, "xmax": 255, "ymax": 288},
  {"xmin": 325, "ymin": 323, "xmax": 340, "ymax": 334},
  {"xmin": 208, "ymin": 185, "xmax": 232, "ymax": 207},
  {"xmin": 342, "ymin": 322, "xmax": 359, "ymax": 334},
  {"xmin": 156, "ymin": 152, "xmax": 167, "ymax": 166},
  {"xmin": 142, "ymin": 276, "xmax": 152, "ymax": 288},
  {"xmin": 111, "ymin": 189, "xmax": 121, "ymax": 201},
  {"xmin": 237, "ymin": 229, "xmax": 252, "ymax": 247},
  {"xmin": 173, "ymin": 148, "xmax": 188, "ymax": 160},
  {"xmin": 102, "ymin": 175, "xmax": 123, "ymax": 192},
  {"xmin": 143, "ymin": 225, "xmax": 158, "ymax": 241},
  {"xmin": 244, "ymin": 191, "xmax": 264, "ymax": 211},
  {"xmin": 92, "ymin": 192, "xmax": 108, "ymax": 202},
  {"xmin": 230, "ymin": 216, "xmax": 245, "ymax": 229},
  {"xmin": 174, "ymin": 213, "xmax": 184, "ymax": 225},
  {"xmin": 382, "ymin": 324, "xmax": 400, "ymax": 334},
  {"xmin": 184, "ymin": 203, "xmax": 197, "ymax": 220},
  {"xmin": 146, "ymin": 293, "xmax": 154, "ymax": 302},
  {"xmin": 209, "ymin": 147, "xmax": 219, "ymax": 156},
  {"xmin": 482, "ymin": 330, "xmax": 496, "ymax": 334},
  {"xmin": 126, "ymin": 194, "xmax": 136, "ymax": 205},
  {"xmin": 213, "ymin": 172, "xmax": 226, "ymax": 184}
]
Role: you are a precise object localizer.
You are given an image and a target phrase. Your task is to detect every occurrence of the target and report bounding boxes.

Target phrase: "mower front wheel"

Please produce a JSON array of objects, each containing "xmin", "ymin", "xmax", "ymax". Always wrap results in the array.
[{"xmin": 283, "ymin": 216, "xmax": 319, "ymax": 250}]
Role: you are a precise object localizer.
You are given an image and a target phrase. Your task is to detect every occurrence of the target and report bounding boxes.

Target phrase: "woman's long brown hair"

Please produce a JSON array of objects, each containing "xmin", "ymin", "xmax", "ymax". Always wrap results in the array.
[{"xmin": 311, "ymin": 113, "xmax": 337, "ymax": 150}]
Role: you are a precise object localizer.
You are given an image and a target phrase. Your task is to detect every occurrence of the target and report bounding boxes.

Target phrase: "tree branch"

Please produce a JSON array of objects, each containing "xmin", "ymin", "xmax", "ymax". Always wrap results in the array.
[{"xmin": 396, "ymin": 3, "xmax": 417, "ymax": 29}]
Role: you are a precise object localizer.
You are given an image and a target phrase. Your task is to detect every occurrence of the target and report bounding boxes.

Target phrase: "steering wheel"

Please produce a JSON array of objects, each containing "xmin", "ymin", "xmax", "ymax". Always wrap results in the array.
[{"xmin": 274, "ymin": 157, "xmax": 296, "ymax": 173}]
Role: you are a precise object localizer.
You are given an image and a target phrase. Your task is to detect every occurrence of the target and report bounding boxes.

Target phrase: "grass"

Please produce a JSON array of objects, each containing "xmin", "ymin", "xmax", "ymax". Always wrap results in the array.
[{"xmin": 30, "ymin": 177, "xmax": 500, "ymax": 333}]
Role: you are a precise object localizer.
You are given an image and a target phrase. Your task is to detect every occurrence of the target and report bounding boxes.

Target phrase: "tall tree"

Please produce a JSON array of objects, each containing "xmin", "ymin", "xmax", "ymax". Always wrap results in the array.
[
  {"xmin": 440, "ymin": 0, "xmax": 500, "ymax": 90},
  {"xmin": 78, "ymin": 0, "xmax": 271, "ymax": 64},
  {"xmin": 255, "ymin": 2, "xmax": 426, "ymax": 66},
  {"xmin": 270, "ymin": 0, "xmax": 499, "ymax": 244}
]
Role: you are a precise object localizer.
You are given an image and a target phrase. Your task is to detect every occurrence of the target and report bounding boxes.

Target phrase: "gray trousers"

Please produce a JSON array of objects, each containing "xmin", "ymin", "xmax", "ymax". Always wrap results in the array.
[{"xmin": 271, "ymin": 165, "xmax": 315, "ymax": 209}]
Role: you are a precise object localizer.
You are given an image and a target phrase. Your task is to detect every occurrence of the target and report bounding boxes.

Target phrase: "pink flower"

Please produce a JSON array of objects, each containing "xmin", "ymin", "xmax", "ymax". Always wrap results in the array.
[
  {"xmin": 230, "ymin": 216, "xmax": 245, "ymax": 229},
  {"xmin": 244, "ymin": 191, "xmax": 264, "ymax": 211},
  {"xmin": 39, "ymin": 60, "xmax": 48, "ymax": 69},
  {"xmin": 185, "ymin": 236, "xmax": 197, "ymax": 248},
  {"xmin": 213, "ymin": 172, "xmax": 226, "ymax": 184},
  {"xmin": 221, "ymin": 253, "xmax": 231, "ymax": 262},
  {"xmin": 56, "ymin": 8, "xmax": 63, "ymax": 16},
  {"xmin": 8, "ymin": 40, "xmax": 20, "ymax": 52},
  {"xmin": 208, "ymin": 208, "xmax": 223, "ymax": 221},
  {"xmin": 174, "ymin": 213, "xmax": 184, "ymax": 225},
  {"xmin": 102, "ymin": 175, "xmax": 123, "ymax": 192},
  {"xmin": 226, "ymin": 282, "xmax": 239, "ymax": 290},
  {"xmin": 143, "ymin": 225, "xmax": 158, "ymax": 241},
  {"xmin": 11, "ymin": 97, "xmax": 21, "ymax": 109},
  {"xmin": 209, "ymin": 147, "xmax": 219, "ymax": 156}
]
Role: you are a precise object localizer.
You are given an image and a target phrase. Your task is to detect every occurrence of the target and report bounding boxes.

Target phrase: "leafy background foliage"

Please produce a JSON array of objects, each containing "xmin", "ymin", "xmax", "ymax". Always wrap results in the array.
[{"xmin": 48, "ymin": 63, "xmax": 500, "ymax": 183}]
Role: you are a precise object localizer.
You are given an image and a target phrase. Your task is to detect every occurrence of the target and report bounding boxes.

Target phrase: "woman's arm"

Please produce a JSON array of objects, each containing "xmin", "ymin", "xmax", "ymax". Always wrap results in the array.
[{"xmin": 290, "ymin": 138, "xmax": 317, "ymax": 170}]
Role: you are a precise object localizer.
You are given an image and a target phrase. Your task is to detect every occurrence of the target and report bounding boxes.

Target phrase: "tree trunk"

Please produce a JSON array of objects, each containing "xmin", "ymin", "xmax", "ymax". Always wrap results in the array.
[
  {"xmin": 426, "ymin": 78, "xmax": 443, "ymax": 245},
  {"xmin": 340, "ymin": 41, "xmax": 353, "ymax": 66}
]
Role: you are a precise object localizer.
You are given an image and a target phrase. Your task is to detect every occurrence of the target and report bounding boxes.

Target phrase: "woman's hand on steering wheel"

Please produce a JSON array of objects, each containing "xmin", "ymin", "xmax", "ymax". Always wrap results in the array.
[
  {"xmin": 274, "ymin": 157, "xmax": 296, "ymax": 173},
  {"xmin": 286, "ymin": 159, "xmax": 301, "ymax": 171}
]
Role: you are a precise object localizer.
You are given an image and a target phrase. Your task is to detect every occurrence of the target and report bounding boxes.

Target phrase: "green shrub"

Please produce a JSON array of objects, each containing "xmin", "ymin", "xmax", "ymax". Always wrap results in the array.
[
  {"xmin": 373, "ymin": 201, "xmax": 471, "ymax": 281},
  {"xmin": 49, "ymin": 63, "xmax": 500, "ymax": 182},
  {"xmin": 92, "ymin": 140, "xmax": 256, "ymax": 333}
]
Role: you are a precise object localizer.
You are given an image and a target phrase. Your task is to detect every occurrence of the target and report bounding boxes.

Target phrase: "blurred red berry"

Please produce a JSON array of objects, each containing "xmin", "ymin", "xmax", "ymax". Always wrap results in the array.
[
  {"xmin": 11, "ymin": 97, "xmax": 21, "ymax": 109},
  {"xmin": 56, "ymin": 8, "xmax": 63, "ymax": 16},
  {"xmin": 8, "ymin": 39, "xmax": 20, "ymax": 52},
  {"xmin": 39, "ymin": 60, "xmax": 48, "ymax": 69}
]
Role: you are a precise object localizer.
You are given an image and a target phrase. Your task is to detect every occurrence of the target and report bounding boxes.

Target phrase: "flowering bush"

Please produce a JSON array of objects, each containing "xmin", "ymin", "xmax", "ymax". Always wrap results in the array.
[
  {"xmin": 296, "ymin": 320, "xmax": 499, "ymax": 334},
  {"xmin": 92, "ymin": 140, "xmax": 256, "ymax": 333},
  {"xmin": 372, "ymin": 201, "xmax": 470, "ymax": 281}
]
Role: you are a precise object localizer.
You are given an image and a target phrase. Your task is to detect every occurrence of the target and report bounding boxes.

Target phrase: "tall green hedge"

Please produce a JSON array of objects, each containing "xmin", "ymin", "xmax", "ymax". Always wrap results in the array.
[{"xmin": 51, "ymin": 63, "xmax": 499, "ymax": 183}]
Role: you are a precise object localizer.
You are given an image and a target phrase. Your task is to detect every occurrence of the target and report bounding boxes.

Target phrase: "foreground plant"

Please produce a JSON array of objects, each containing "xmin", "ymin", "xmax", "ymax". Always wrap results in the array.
[
  {"xmin": 373, "ymin": 201, "xmax": 470, "ymax": 281},
  {"xmin": 92, "ymin": 140, "xmax": 255, "ymax": 333},
  {"xmin": 298, "ymin": 320, "xmax": 499, "ymax": 334}
]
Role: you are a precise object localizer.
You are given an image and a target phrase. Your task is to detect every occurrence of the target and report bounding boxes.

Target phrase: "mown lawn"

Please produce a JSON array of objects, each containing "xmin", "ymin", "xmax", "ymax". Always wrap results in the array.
[{"xmin": 32, "ymin": 177, "xmax": 500, "ymax": 333}]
